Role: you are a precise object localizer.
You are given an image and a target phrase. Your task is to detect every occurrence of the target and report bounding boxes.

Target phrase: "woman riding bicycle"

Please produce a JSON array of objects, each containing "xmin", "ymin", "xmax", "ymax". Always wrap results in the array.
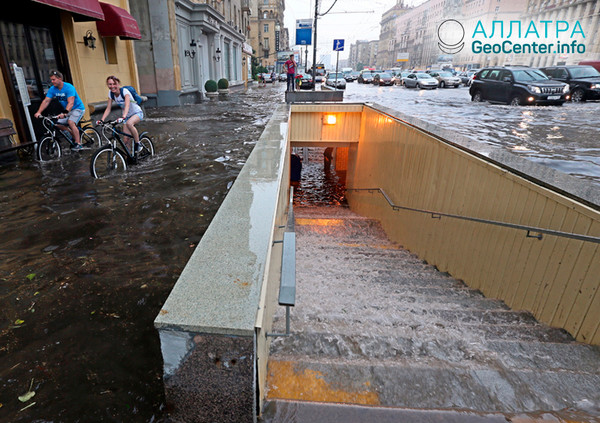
[{"xmin": 97, "ymin": 75, "xmax": 143, "ymax": 153}]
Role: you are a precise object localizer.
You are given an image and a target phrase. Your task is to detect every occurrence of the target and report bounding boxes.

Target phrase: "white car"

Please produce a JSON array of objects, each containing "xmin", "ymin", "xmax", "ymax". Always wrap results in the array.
[{"xmin": 325, "ymin": 72, "xmax": 346, "ymax": 89}]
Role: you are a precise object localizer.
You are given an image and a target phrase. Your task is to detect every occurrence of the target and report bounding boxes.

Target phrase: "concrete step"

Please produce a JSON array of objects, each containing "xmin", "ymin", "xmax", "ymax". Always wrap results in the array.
[
  {"xmin": 266, "ymin": 356, "xmax": 600, "ymax": 413},
  {"xmin": 269, "ymin": 332, "xmax": 600, "ymax": 373},
  {"xmin": 268, "ymin": 208, "xmax": 600, "ymax": 417},
  {"xmin": 260, "ymin": 399, "xmax": 600, "ymax": 423}
]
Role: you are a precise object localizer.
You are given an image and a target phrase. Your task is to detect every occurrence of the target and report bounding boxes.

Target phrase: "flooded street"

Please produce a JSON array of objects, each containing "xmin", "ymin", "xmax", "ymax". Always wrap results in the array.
[
  {"xmin": 0, "ymin": 86, "xmax": 283, "ymax": 422},
  {"xmin": 344, "ymin": 83, "xmax": 600, "ymax": 186},
  {"xmin": 1, "ymin": 80, "xmax": 599, "ymax": 422}
]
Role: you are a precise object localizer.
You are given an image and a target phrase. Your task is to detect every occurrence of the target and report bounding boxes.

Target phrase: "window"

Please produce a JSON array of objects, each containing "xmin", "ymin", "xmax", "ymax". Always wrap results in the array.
[
  {"xmin": 264, "ymin": 24, "xmax": 268, "ymax": 33},
  {"xmin": 103, "ymin": 37, "xmax": 118, "ymax": 64},
  {"xmin": 263, "ymin": 0, "xmax": 268, "ymax": 4},
  {"xmin": 263, "ymin": 38, "xmax": 269, "ymax": 49}
]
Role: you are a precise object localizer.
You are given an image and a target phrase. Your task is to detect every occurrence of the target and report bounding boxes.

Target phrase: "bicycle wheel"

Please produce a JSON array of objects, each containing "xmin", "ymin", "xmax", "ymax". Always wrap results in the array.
[
  {"xmin": 90, "ymin": 146, "xmax": 127, "ymax": 178},
  {"xmin": 138, "ymin": 135, "xmax": 155, "ymax": 159},
  {"xmin": 37, "ymin": 136, "xmax": 62, "ymax": 161},
  {"xmin": 81, "ymin": 126, "xmax": 102, "ymax": 148}
]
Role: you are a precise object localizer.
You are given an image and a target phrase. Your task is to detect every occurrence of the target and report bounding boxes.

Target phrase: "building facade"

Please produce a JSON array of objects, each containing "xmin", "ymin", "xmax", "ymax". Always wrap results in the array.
[
  {"xmin": 348, "ymin": 40, "xmax": 379, "ymax": 70},
  {"xmin": 389, "ymin": 0, "xmax": 527, "ymax": 70},
  {"xmin": 376, "ymin": 1, "xmax": 410, "ymax": 69},
  {"xmin": 248, "ymin": 0, "xmax": 285, "ymax": 70},
  {"xmin": 130, "ymin": 0, "xmax": 250, "ymax": 107},
  {"xmin": 523, "ymin": 0, "xmax": 600, "ymax": 68},
  {"xmin": 1, "ymin": 0, "xmax": 141, "ymax": 146}
]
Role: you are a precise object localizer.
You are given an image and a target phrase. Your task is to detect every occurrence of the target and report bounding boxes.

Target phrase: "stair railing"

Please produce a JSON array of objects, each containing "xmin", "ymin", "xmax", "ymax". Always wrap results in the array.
[{"xmin": 347, "ymin": 187, "xmax": 600, "ymax": 244}]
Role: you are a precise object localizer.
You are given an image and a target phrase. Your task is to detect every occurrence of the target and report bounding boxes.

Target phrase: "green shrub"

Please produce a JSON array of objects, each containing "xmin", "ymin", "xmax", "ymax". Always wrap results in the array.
[
  {"xmin": 204, "ymin": 79, "xmax": 218, "ymax": 92},
  {"xmin": 217, "ymin": 78, "xmax": 229, "ymax": 89}
]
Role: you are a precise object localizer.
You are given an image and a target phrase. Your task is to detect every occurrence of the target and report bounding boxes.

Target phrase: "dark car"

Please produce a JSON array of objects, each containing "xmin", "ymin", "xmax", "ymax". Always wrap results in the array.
[
  {"xmin": 373, "ymin": 72, "xmax": 394, "ymax": 86},
  {"xmin": 297, "ymin": 74, "xmax": 314, "ymax": 90},
  {"xmin": 539, "ymin": 65, "xmax": 600, "ymax": 102},
  {"xmin": 469, "ymin": 66, "xmax": 569, "ymax": 106},
  {"xmin": 358, "ymin": 71, "xmax": 374, "ymax": 84}
]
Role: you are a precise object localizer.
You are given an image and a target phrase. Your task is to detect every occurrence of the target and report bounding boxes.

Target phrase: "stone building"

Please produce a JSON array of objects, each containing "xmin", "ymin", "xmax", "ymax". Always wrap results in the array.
[
  {"xmin": 248, "ymin": 0, "xmax": 285, "ymax": 70},
  {"xmin": 522, "ymin": 0, "xmax": 600, "ymax": 67},
  {"xmin": 376, "ymin": 1, "xmax": 410, "ymax": 69},
  {"xmin": 129, "ymin": 0, "xmax": 251, "ymax": 106},
  {"xmin": 348, "ymin": 40, "xmax": 379, "ymax": 70}
]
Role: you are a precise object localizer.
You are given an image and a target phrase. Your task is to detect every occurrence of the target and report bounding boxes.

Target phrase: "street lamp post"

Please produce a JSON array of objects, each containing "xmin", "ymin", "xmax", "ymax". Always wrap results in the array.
[{"xmin": 275, "ymin": 22, "xmax": 280, "ymax": 73}]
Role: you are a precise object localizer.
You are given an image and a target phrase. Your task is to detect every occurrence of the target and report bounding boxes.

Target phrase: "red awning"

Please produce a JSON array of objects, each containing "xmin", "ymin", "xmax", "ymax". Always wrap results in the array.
[
  {"xmin": 32, "ymin": 0, "xmax": 105, "ymax": 21},
  {"xmin": 96, "ymin": 2, "xmax": 141, "ymax": 40}
]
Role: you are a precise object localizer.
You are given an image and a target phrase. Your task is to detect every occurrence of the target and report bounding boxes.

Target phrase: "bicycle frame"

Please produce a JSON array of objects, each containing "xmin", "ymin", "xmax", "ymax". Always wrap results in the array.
[
  {"xmin": 41, "ymin": 116, "xmax": 94, "ymax": 148},
  {"xmin": 101, "ymin": 122, "xmax": 136, "ymax": 158}
]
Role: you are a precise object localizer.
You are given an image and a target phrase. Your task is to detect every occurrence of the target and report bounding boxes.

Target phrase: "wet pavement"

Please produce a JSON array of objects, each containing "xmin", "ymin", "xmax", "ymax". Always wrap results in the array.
[
  {"xmin": 1, "ymin": 80, "xmax": 599, "ymax": 422},
  {"xmin": 0, "ymin": 85, "xmax": 283, "ymax": 422},
  {"xmin": 343, "ymin": 83, "xmax": 600, "ymax": 186}
]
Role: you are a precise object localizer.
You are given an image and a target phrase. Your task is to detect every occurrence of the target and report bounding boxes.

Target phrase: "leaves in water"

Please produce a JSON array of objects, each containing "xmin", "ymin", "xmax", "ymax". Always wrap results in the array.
[
  {"xmin": 18, "ymin": 391, "xmax": 35, "ymax": 402},
  {"xmin": 26, "ymin": 273, "xmax": 36, "ymax": 281},
  {"xmin": 14, "ymin": 319, "xmax": 25, "ymax": 325}
]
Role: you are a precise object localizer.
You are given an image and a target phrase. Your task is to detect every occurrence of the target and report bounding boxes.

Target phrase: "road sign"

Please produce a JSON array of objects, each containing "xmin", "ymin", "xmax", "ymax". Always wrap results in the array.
[
  {"xmin": 333, "ymin": 39, "xmax": 344, "ymax": 52},
  {"xmin": 296, "ymin": 19, "xmax": 312, "ymax": 46}
]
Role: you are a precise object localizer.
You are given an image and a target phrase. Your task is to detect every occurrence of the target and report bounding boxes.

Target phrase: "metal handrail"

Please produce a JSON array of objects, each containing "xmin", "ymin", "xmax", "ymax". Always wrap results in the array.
[
  {"xmin": 268, "ymin": 187, "xmax": 296, "ymax": 338},
  {"xmin": 348, "ymin": 188, "xmax": 600, "ymax": 244}
]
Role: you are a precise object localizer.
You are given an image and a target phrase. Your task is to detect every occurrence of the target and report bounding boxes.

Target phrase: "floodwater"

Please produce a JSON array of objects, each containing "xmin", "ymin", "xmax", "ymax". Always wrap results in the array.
[
  {"xmin": 344, "ymin": 83, "xmax": 600, "ymax": 187},
  {"xmin": 1, "ymin": 80, "xmax": 599, "ymax": 422},
  {"xmin": 0, "ymin": 86, "xmax": 283, "ymax": 422}
]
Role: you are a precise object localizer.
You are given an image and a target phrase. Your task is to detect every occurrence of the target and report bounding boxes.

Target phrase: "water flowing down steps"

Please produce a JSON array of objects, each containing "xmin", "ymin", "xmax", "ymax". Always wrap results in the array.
[{"xmin": 263, "ymin": 206, "xmax": 600, "ymax": 422}]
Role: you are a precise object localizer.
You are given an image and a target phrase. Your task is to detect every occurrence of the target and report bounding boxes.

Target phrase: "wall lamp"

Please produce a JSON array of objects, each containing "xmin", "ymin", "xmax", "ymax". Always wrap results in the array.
[
  {"xmin": 190, "ymin": 39, "xmax": 197, "ymax": 47},
  {"xmin": 83, "ymin": 30, "xmax": 96, "ymax": 49},
  {"xmin": 214, "ymin": 47, "xmax": 222, "ymax": 61},
  {"xmin": 324, "ymin": 114, "xmax": 337, "ymax": 125}
]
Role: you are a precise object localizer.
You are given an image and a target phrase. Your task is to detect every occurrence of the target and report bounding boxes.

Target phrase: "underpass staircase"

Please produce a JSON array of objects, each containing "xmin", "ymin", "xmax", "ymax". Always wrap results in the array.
[{"xmin": 263, "ymin": 206, "xmax": 600, "ymax": 422}]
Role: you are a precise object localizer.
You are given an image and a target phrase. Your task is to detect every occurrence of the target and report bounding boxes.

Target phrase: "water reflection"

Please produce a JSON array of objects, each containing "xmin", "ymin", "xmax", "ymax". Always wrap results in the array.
[{"xmin": 0, "ymin": 85, "xmax": 283, "ymax": 422}]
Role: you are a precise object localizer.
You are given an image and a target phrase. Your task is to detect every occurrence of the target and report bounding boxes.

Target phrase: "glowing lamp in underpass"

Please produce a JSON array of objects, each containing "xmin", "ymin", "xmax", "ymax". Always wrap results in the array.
[{"xmin": 324, "ymin": 114, "xmax": 337, "ymax": 125}]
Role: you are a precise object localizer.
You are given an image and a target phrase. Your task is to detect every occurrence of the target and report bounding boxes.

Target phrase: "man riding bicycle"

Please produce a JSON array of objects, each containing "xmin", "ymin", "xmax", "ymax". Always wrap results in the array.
[{"xmin": 34, "ymin": 70, "xmax": 85, "ymax": 150}]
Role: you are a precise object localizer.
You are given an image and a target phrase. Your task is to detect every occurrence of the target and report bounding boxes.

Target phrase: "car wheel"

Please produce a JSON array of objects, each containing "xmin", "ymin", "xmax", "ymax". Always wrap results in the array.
[
  {"xmin": 571, "ymin": 88, "xmax": 585, "ymax": 102},
  {"xmin": 440, "ymin": 81, "xmax": 445, "ymax": 88},
  {"xmin": 471, "ymin": 90, "xmax": 482, "ymax": 102},
  {"xmin": 509, "ymin": 96, "xmax": 521, "ymax": 106},
  {"xmin": 417, "ymin": 83, "xmax": 423, "ymax": 90}
]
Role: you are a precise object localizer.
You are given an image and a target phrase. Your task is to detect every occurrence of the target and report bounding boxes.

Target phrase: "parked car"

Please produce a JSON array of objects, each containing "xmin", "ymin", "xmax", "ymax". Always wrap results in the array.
[
  {"xmin": 458, "ymin": 69, "xmax": 478, "ymax": 86},
  {"xmin": 358, "ymin": 70, "xmax": 374, "ymax": 84},
  {"xmin": 429, "ymin": 71, "xmax": 461, "ymax": 88},
  {"xmin": 403, "ymin": 73, "xmax": 439, "ymax": 89},
  {"xmin": 278, "ymin": 73, "xmax": 287, "ymax": 82},
  {"xmin": 469, "ymin": 66, "xmax": 569, "ymax": 106},
  {"xmin": 324, "ymin": 72, "xmax": 347, "ymax": 89},
  {"xmin": 393, "ymin": 71, "xmax": 411, "ymax": 86},
  {"xmin": 373, "ymin": 72, "xmax": 394, "ymax": 86},
  {"xmin": 539, "ymin": 65, "xmax": 600, "ymax": 102},
  {"xmin": 297, "ymin": 74, "xmax": 314, "ymax": 90}
]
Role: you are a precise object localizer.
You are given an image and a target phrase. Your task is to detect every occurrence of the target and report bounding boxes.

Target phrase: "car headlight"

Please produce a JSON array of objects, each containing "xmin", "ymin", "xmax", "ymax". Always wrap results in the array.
[
  {"xmin": 528, "ymin": 85, "xmax": 541, "ymax": 94},
  {"xmin": 591, "ymin": 84, "xmax": 600, "ymax": 90},
  {"xmin": 563, "ymin": 84, "xmax": 570, "ymax": 93}
]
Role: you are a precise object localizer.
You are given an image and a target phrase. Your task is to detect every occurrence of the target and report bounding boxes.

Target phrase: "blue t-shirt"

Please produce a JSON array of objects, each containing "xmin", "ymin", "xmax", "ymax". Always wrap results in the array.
[{"xmin": 46, "ymin": 82, "xmax": 85, "ymax": 111}]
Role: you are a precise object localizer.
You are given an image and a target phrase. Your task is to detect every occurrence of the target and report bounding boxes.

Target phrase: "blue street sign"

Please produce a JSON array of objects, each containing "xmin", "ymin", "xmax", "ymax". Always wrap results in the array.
[
  {"xmin": 296, "ymin": 19, "xmax": 312, "ymax": 46},
  {"xmin": 333, "ymin": 39, "xmax": 344, "ymax": 51}
]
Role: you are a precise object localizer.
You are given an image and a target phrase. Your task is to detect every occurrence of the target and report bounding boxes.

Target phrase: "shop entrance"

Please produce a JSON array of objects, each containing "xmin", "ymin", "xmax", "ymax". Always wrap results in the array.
[{"xmin": 0, "ymin": 5, "xmax": 68, "ymax": 144}]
